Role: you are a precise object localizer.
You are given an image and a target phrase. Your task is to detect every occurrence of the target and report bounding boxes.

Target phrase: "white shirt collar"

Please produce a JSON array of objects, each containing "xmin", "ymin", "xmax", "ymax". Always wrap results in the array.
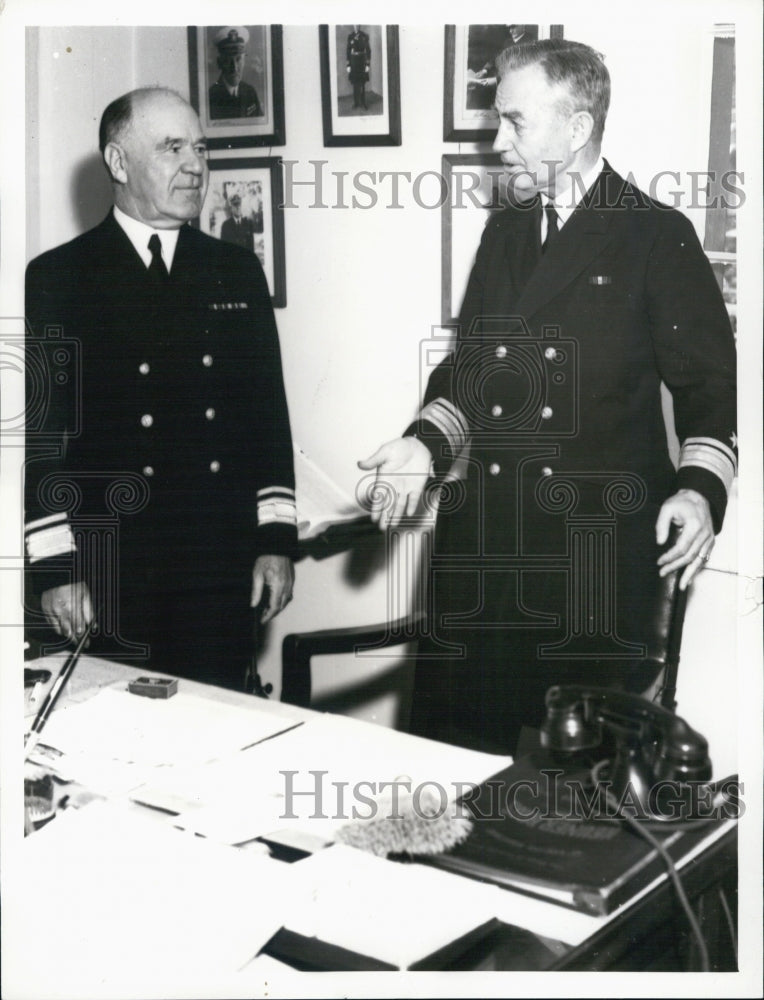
[
  {"xmin": 219, "ymin": 77, "xmax": 238, "ymax": 97},
  {"xmin": 541, "ymin": 156, "xmax": 605, "ymax": 227},
  {"xmin": 113, "ymin": 205, "xmax": 181, "ymax": 272}
]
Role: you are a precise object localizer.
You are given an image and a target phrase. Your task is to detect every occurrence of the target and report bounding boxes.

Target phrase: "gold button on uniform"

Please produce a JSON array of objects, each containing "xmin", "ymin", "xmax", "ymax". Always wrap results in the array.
[
  {"xmin": 541, "ymin": 406, "xmax": 553, "ymax": 419},
  {"xmin": 143, "ymin": 465, "xmax": 154, "ymax": 477},
  {"xmin": 140, "ymin": 413, "xmax": 153, "ymax": 427},
  {"xmin": 202, "ymin": 354, "xmax": 213, "ymax": 367},
  {"xmin": 139, "ymin": 362, "xmax": 150, "ymax": 375},
  {"xmin": 491, "ymin": 404, "xmax": 503, "ymax": 417},
  {"xmin": 544, "ymin": 347, "xmax": 558, "ymax": 361},
  {"xmin": 495, "ymin": 345, "xmax": 507, "ymax": 359},
  {"xmin": 205, "ymin": 408, "xmax": 216, "ymax": 420},
  {"xmin": 209, "ymin": 460, "xmax": 220, "ymax": 473},
  {"xmin": 489, "ymin": 462, "xmax": 501, "ymax": 476},
  {"xmin": 541, "ymin": 466, "xmax": 553, "ymax": 477}
]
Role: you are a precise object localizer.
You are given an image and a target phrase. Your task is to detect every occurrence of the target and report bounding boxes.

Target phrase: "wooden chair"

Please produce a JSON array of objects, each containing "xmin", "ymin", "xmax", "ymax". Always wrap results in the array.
[{"xmin": 281, "ymin": 528, "xmax": 688, "ymax": 712}]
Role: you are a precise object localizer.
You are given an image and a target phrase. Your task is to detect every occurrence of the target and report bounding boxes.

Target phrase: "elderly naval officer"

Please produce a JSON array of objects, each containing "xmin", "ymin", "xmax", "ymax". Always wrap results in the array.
[
  {"xmin": 360, "ymin": 39, "xmax": 737, "ymax": 752},
  {"xmin": 208, "ymin": 27, "xmax": 263, "ymax": 120},
  {"xmin": 25, "ymin": 87, "xmax": 296, "ymax": 690}
]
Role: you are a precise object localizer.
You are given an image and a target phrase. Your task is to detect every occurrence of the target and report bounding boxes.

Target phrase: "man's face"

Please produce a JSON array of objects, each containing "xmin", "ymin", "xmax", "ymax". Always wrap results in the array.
[
  {"xmin": 230, "ymin": 198, "xmax": 242, "ymax": 219},
  {"xmin": 493, "ymin": 63, "xmax": 575, "ymax": 198},
  {"xmin": 218, "ymin": 52, "xmax": 245, "ymax": 88},
  {"xmin": 119, "ymin": 93, "xmax": 208, "ymax": 228}
]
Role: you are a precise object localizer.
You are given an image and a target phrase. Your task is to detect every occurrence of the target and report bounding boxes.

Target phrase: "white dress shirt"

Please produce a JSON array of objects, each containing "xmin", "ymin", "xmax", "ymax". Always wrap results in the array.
[
  {"xmin": 540, "ymin": 155, "xmax": 605, "ymax": 241},
  {"xmin": 113, "ymin": 205, "xmax": 181, "ymax": 273}
]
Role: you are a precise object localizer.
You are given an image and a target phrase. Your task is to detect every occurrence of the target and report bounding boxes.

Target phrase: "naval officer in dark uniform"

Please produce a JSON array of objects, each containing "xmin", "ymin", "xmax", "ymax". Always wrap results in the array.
[
  {"xmin": 208, "ymin": 27, "xmax": 263, "ymax": 121},
  {"xmin": 220, "ymin": 192, "xmax": 256, "ymax": 251},
  {"xmin": 346, "ymin": 26, "xmax": 371, "ymax": 110},
  {"xmin": 25, "ymin": 87, "xmax": 296, "ymax": 690},
  {"xmin": 360, "ymin": 40, "xmax": 737, "ymax": 752}
]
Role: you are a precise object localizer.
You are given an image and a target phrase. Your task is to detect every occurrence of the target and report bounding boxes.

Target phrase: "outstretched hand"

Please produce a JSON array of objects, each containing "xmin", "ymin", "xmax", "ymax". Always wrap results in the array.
[{"xmin": 358, "ymin": 436, "xmax": 433, "ymax": 530}]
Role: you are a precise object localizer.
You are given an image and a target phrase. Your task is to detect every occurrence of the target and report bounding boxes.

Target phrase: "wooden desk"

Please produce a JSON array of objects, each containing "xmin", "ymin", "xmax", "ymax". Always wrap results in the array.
[{"xmin": 23, "ymin": 655, "xmax": 738, "ymax": 975}]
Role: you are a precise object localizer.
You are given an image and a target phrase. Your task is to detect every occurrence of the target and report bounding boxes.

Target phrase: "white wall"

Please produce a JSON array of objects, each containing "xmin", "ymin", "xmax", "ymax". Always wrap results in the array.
[{"xmin": 25, "ymin": 22, "xmax": 754, "ymax": 773}]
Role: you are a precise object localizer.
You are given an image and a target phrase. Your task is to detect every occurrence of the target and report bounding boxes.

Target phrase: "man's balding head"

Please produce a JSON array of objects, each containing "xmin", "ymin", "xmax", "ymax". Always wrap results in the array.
[{"xmin": 100, "ymin": 88, "xmax": 208, "ymax": 229}]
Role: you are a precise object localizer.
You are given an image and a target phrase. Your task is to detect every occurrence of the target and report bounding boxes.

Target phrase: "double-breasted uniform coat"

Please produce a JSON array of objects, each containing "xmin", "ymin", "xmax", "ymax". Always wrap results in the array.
[
  {"xmin": 25, "ymin": 212, "xmax": 297, "ymax": 687},
  {"xmin": 405, "ymin": 165, "xmax": 737, "ymax": 750}
]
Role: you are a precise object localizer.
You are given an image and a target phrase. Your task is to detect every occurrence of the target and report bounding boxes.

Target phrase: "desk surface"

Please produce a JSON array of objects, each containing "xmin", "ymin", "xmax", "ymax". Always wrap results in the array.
[{"xmin": 21, "ymin": 654, "xmax": 738, "ymax": 979}]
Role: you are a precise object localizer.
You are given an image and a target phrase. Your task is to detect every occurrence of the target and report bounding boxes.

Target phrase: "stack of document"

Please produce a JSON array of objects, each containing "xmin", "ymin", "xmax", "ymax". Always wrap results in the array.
[
  {"xmin": 8, "ymin": 801, "xmax": 294, "ymax": 999},
  {"xmin": 131, "ymin": 712, "xmax": 512, "ymax": 846},
  {"xmin": 28, "ymin": 687, "xmax": 302, "ymax": 794}
]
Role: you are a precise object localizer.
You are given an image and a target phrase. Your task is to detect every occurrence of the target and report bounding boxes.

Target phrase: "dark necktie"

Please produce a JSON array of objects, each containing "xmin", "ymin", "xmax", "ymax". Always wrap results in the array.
[
  {"xmin": 542, "ymin": 204, "xmax": 560, "ymax": 253},
  {"xmin": 147, "ymin": 233, "xmax": 169, "ymax": 281}
]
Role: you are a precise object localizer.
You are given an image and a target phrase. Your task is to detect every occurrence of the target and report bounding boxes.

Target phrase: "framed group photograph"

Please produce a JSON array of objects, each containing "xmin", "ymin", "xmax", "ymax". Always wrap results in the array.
[
  {"xmin": 318, "ymin": 25, "xmax": 401, "ymax": 146},
  {"xmin": 188, "ymin": 25, "xmax": 285, "ymax": 148},
  {"xmin": 198, "ymin": 158, "xmax": 286, "ymax": 307},
  {"xmin": 442, "ymin": 153, "xmax": 510, "ymax": 324},
  {"xmin": 444, "ymin": 25, "xmax": 564, "ymax": 142}
]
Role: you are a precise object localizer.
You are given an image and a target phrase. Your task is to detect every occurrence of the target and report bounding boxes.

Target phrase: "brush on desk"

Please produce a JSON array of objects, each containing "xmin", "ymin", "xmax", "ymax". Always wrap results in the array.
[{"xmin": 336, "ymin": 795, "xmax": 473, "ymax": 857}]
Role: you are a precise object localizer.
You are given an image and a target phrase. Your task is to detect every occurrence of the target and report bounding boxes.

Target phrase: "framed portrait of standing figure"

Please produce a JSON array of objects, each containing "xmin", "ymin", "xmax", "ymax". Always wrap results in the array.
[
  {"xmin": 443, "ymin": 25, "xmax": 564, "ymax": 142},
  {"xmin": 197, "ymin": 158, "xmax": 287, "ymax": 308},
  {"xmin": 318, "ymin": 25, "xmax": 401, "ymax": 146},
  {"xmin": 188, "ymin": 25, "xmax": 285, "ymax": 149}
]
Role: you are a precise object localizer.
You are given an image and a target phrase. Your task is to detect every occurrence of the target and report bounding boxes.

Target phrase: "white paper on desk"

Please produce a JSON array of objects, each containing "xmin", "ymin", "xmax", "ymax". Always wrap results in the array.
[
  {"xmin": 132, "ymin": 713, "xmax": 511, "ymax": 845},
  {"xmin": 254, "ymin": 713, "xmax": 512, "ymax": 839},
  {"xmin": 39, "ymin": 687, "xmax": 301, "ymax": 768},
  {"xmin": 9, "ymin": 800, "xmax": 294, "ymax": 1000},
  {"xmin": 284, "ymin": 844, "xmax": 501, "ymax": 968}
]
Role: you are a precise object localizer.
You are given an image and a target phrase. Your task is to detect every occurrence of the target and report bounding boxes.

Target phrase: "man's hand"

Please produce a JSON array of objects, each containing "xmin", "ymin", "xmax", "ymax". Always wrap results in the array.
[
  {"xmin": 40, "ymin": 582, "xmax": 94, "ymax": 642},
  {"xmin": 655, "ymin": 489, "xmax": 715, "ymax": 590},
  {"xmin": 251, "ymin": 554, "xmax": 295, "ymax": 624},
  {"xmin": 357, "ymin": 436, "xmax": 433, "ymax": 530}
]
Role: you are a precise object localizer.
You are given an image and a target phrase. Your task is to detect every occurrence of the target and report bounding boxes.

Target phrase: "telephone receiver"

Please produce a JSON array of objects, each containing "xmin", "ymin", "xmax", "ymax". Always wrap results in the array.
[{"xmin": 540, "ymin": 684, "xmax": 712, "ymax": 822}]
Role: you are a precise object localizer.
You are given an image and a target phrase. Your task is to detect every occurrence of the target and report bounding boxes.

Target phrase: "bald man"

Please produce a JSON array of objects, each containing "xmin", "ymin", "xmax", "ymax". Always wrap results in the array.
[{"xmin": 25, "ymin": 87, "xmax": 296, "ymax": 690}]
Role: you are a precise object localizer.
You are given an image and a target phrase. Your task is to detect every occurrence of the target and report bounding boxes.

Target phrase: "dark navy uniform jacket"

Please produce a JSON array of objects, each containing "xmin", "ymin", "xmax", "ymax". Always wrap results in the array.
[
  {"xmin": 24, "ymin": 211, "xmax": 297, "ymax": 602},
  {"xmin": 208, "ymin": 80, "xmax": 262, "ymax": 120},
  {"xmin": 405, "ymin": 165, "xmax": 737, "ymax": 744}
]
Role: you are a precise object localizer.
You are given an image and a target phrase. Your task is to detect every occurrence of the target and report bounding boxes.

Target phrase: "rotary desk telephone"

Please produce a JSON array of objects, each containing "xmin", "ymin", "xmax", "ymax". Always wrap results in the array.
[{"xmin": 539, "ymin": 684, "xmax": 715, "ymax": 824}]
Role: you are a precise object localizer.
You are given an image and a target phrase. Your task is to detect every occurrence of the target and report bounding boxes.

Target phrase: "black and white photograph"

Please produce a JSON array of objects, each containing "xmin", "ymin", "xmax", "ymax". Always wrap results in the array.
[
  {"xmin": 188, "ymin": 24, "xmax": 285, "ymax": 147},
  {"xmin": 444, "ymin": 24, "xmax": 564, "ymax": 140},
  {"xmin": 319, "ymin": 24, "xmax": 401, "ymax": 145},
  {"xmin": 199, "ymin": 158, "xmax": 286, "ymax": 307},
  {"xmin": 1, "ymin": 6, "xmax": 761, "ymax": 999}
]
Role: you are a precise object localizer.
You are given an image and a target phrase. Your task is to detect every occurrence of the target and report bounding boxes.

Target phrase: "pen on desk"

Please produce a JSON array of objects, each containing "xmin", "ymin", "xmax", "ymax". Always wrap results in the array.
[{"xmin": 25, "ymin": 619, "xmax": 95, "ymax": 758}]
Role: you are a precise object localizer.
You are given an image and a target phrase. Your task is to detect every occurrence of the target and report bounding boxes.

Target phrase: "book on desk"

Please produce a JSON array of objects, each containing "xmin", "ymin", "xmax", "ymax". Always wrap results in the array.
[{"xmin": 424, "ymin": 752, "xmax": 736, "ymax": 917}]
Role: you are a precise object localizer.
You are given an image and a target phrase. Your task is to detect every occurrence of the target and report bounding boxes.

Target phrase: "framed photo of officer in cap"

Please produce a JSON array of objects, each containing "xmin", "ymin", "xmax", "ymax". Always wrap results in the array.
[
  {"xmin": 188, "ymin": 25, "xmax": 286, "ymax": 148},
  {"xmin": 197, "ymin": 158, "xmax": 287, "ymax": 307}
]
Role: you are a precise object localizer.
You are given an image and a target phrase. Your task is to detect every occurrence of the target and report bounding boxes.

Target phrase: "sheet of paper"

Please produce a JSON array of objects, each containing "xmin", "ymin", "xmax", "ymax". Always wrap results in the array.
[
  {"xmin": 132, "ymin": 712, "xmax": 512, "ymax": 843},
  {"xmin": 283, "ymin": 844, "xmax": 500, "ymax": 968},
  {"xmin": 294, "ymin": 443, "xmax": 365, "ymax": 538},
  {"xmin": 38, "ymin": 687, "xmax": 302, "ymax": 768},
  {"xmin": 7, "ymin": 801, "xmax": 294, "ymax": 999}
]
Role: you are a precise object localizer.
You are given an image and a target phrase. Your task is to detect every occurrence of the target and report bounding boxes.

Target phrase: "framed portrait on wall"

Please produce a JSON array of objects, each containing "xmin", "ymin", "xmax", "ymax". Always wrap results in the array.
[
  {"xmin": 443, "ymin": 25, "xmax": 564, "ymax": 142},
  {"xmin": 442, "ymin": 153, "xmax": 511, "ymax": 324},
  {"xmin": 318, "ymin": 25, "xmax": 401, "ymax": 146},
  {"xmin": 198, "ymin": 158, "xmax": 286, "ymax": 308},
  {"xmin": 188, "ymin": 25, "xmax": 285, "ymax": 148}
]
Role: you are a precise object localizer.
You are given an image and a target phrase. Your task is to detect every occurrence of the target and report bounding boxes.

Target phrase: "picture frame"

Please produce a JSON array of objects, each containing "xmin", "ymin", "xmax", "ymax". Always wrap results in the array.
[
  {"xmin": 318, "ymin": 25, "xmax": 401, "ymax": 147},
  {"xmin": 188, "ymin": 25, "xmax": 285, "ymax": 149},
  {"xmin": 198, "ymin": 157, "xmax": 287, "ymax": 308},
  {"xmin": 443, "ymin": 25, "xmax": 564, "ymax": 142},
  {"xmin": 442, "ymin": 153, "xmax": 510, "ymax": 324}
]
